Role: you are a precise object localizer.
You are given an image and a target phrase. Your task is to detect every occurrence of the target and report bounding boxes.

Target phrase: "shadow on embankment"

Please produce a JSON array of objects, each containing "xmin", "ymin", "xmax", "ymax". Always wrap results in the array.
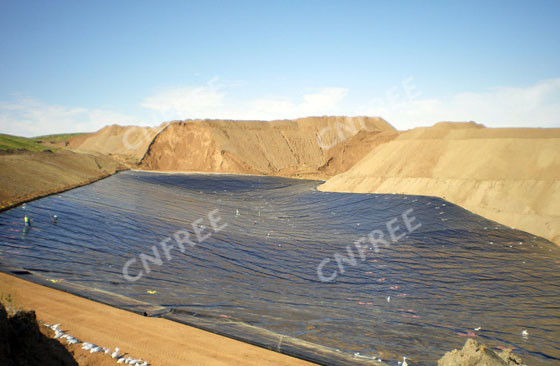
[{"xmin": 0, "ymin": 303, "xmax": 77, "ymax": 366}]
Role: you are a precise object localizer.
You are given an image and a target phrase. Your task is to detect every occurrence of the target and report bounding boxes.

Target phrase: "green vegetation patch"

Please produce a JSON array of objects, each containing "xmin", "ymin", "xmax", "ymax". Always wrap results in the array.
[
  {"xmin": 0, "ymin": 134, "xmax": 50, "ymax": 151},
  {"xmin": 0, "ymin": 132, "xmax": 88, "ymax": 151},
  {"xmin": 30, "ymin": 132, "xmax": 87, "ymax": 143}
]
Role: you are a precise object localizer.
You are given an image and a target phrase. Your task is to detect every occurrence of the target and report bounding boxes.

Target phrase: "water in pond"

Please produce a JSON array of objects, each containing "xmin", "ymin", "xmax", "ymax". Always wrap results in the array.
[{"xmin": 0, "ymin": 171, "xmax": 559, "ymax": 365}]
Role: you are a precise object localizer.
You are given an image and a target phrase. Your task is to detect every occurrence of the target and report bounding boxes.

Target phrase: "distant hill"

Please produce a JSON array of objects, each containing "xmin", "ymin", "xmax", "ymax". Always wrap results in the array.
[
  {"xmin": 68, "ymin": 124, "xmax": 166, "ymax": 162},
  {"xmin": 69, "ymin": 116, "xmax": 397, "ymax": 179},
  {"xmin": 139, "ymin": 117, "xmax": 396, "ymax": 178}
]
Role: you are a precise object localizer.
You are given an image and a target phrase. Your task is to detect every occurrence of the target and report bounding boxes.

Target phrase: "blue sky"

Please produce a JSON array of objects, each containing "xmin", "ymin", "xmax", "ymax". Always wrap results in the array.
[{"xmin": 1, "ymin": 0, "xmax": 559, "ymax": 136}]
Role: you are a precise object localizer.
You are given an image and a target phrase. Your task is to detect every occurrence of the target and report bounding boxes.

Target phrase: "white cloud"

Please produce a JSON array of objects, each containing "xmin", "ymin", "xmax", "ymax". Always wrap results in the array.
[
  {"xmin": 0, "ymin": 98, "xmax": 137, "ymax": 137},
  {"xmin": 248, "ymin": 88, "xmax": 349, "ymax": 120},
  {"xmin": 0, "ymin": 84, "xmax": 350, "ymax": 137},
  {"xmin": 141, "ymin": 83, "xmax": 226, "ymax": 118},
  {"xmin": 141, "ymin": 80, "xmax": 349, "ymax": 121},
  {"xmin": 363, "ymin": 78, "xmax": 560, "ymax": 130}
]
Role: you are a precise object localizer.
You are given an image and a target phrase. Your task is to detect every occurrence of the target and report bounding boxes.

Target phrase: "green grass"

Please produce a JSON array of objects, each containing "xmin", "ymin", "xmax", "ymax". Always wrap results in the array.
[
  {"xmin": 30, "ymin": 132, "xmax": 87, "ymax": 143},
  {"xmin": 0, "ymin": 290, "xmax": 21, "ymax": 314},
  {"xmin": 0, "ymin": 134, "xmax": 50, "ymax": 151},
  {"xmin": 0, "ymin": 292, "xmax": 14, "ymax": 305},
  {"xmin": 0, "ymin": 132, "xmax": 88, "ymax": 151}
]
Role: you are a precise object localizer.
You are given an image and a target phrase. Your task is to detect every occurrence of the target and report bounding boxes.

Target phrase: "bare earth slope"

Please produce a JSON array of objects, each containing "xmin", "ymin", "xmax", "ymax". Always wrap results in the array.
[
  {"xmin": 0, "ymin": 273, "xmax": 312, "ymax": 366},
  {"xmin": 69, "ymin": 124, "xmax": 168, "ymax": 162},
  {"xmin": 319, "ymin": 122, "xmax": 560, "ymax": 245},
  {"xmin": 0, "ymin": 150, "xmax": 125, "ymax": 210},
  {"xmin": 318, "ymin": 130, "xmax": 398, "ymax": 177},
  {"xmin": 139, "ymin": 117, "xmax": 396, "ymax": 178}
]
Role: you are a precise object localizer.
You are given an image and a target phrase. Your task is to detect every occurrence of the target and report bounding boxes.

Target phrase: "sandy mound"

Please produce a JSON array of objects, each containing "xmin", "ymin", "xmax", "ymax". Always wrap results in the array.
[
  {"xmin": 438, "ymin": 339, "xmax": 522, "ymax": 366},
  {"xmin": 0, "ymin": 150, "xmax": 125, "ymax": 209},
  {"xmin": 318, "ymin": 130, "xmax": 398, "ymax": 177},
  {"xmin": 68, "ymin": 124, "xmax": 167, "ymax": 162},
  {"xmin": 319, "ymin": 122, "xmax": 560, "ymax": 245},
  {"xmin": 139, "ymin": 116, "xmax": 396, "ymax": 178}
]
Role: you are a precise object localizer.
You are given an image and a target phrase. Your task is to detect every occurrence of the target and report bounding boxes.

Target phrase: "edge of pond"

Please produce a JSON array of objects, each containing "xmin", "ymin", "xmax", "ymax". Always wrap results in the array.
[{"xmin": 0, "ymin": 266, "xmax": 387, "ymax": 366}]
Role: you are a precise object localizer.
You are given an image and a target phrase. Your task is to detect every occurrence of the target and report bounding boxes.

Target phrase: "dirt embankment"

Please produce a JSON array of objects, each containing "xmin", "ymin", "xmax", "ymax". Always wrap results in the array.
[
  {"xmin": 0, "ymin": 273, "xmax": 312, "ymax": 366},
  {"xmin": 68, "ymin": 124, "xmax": 168, "ymax": 163},
  {"xmin": 0, "ymin": 150, "xmax": 125, "ymax": 210},
  {"xmin": 138, "ymin": 117, "xmax": 397, "ymax": 178},
  {"xmin": 319, "ymin": 122, "xmax": 560, "ymax": 245}
]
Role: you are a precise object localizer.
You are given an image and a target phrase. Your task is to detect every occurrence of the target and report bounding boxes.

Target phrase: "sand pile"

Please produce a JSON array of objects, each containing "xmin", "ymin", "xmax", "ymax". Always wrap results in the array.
[
  {"xmin": 69, "ymin": 124, "xmax": 167, "ymax": 162},
  {"xmin": 438, "ymin": 339, "xmax": 522, "ymax": 366},
  {"xmin": 318, "ymin": 129, "xmax": 398, "ymax": 177},
  {"xmin": 138, "ymin": 116, "xmax": 396, "ymax": 178},
  {"xmin": 319, "ymin": 122, "xmax": 560, "ymax": 245}
]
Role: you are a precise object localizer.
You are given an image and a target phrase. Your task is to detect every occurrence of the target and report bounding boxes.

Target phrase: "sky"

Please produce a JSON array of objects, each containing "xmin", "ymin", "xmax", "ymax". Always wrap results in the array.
[{"xmin": 1, "ymin": 0, "xmax": 559, "ymax": 137}]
